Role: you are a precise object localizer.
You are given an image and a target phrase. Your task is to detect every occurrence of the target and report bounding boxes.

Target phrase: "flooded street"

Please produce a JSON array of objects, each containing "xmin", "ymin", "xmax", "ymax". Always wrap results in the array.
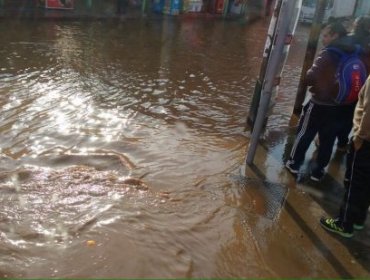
[{"xmin": 0, "ymin": 18, "xmax": 309, "ymax": 277}]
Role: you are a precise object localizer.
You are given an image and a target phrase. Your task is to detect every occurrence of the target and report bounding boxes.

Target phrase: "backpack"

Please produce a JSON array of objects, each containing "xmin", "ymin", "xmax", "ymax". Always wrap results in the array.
[{"xmin": 326, "ymin": 45, "xmax": 368, "ymax": 104}]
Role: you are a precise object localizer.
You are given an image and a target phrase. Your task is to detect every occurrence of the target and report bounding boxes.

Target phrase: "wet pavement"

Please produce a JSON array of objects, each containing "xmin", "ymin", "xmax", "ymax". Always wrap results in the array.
[
  {"xmin": 243, "ymin": 121, "xmax": 370, "ymax": 278},
  {"xmin": 0, "ymin": 17, "xmax": 369, "ymax": 278}
]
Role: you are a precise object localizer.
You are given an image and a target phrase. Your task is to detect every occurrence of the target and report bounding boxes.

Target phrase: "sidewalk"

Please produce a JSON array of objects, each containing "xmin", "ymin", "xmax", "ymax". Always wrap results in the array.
[{"xmin": 242, "ymin": 118, "xmax": 370, "ymax": 278}]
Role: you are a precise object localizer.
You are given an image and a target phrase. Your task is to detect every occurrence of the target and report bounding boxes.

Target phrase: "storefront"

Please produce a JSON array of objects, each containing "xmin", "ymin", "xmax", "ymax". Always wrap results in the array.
[{"xmin": 44, "ymin": 0, "xmax": 74, "ymax": 9}]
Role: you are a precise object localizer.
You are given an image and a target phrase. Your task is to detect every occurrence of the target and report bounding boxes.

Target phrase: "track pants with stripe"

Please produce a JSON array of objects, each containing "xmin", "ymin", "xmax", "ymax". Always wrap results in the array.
[
  {"xmin": 288, "ymin": 100, "xmax": 340, "ymax": 171},
  {"xmin": 339, "ymin": 140, "xmax": 370, "ymax": 230}
]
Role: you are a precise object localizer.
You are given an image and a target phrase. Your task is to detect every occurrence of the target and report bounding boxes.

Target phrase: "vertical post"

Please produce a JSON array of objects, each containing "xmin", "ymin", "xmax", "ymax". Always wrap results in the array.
[
  {"xmin": 86, "ymin": 0, "xmax": 92, "ymax": 9},
  {"xmin": 247, "ymin": 0, "xmax": 283, "ymax": 128},
  {"xmin": 246, "ymin": 0, "xmax": 302, "ymax": 165},
  {"xmin": 353, "ymin": 0, "xmax": 360, "ymax": 17},
  {"xmin": 222, "ymin": 0, "xmax": 229, "ymax": 18},
  {"xmin": 292, "ymin": 0, "xmax": 328, "ymax": 115},
  {"xmin": 142, "ymin": 0, "xmax": 148, "ymax": 14}
]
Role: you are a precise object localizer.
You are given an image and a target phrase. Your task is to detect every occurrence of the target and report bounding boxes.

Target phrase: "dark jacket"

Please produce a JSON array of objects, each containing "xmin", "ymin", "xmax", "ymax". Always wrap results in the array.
[
  {"xmin": 306, "ymin": 36, "xmax": 369, "ymax": 105},
  {"xmin": 306, "ymin": 47, "xmax": 339, "ymax": 105}
]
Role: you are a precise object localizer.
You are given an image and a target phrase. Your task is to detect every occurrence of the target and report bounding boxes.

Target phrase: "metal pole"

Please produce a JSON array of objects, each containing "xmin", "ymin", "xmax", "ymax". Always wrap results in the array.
[
  {"xmin": 246, "ymin": 0, "xmax": 302, "ymax": 165},
  {"xmin": 142, "ymin": 0, "xmax": 148, "ymax": 14},
  {"xmin": 292, "ymin": 0, "xmax": 328, "ymax": 116},
  {"xmin": 247, "ymin": 0, "xmax": 283, "ymax": 129},
  {"xmin": 353, "ymin": 0, "xmax": 360, "ymax": 17},
  {"xmin": 86, "ymin": 0, "xmax": 92, "ymax": 9},
  {"xmin": 222, "ymin": 0, "xmax": 229, "ymax": 18}
]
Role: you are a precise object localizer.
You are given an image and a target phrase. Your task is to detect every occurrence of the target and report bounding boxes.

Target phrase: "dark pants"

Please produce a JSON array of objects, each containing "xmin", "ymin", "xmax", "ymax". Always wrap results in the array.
[
  {"xmin": 288, "ymin": 100, "xmax": 340, "ymax": 171},
  {"xmin": 336, "ymin": 103, "xmax": 356, "ymax": 147},
  {"xmin": 339, "ymin": 139, "xmax": 370, "ymax": 229}
]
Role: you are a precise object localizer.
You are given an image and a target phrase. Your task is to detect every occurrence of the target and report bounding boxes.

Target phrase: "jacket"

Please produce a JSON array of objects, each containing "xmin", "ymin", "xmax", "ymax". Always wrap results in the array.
[
  {"xmin": 306, "ymin": 47, "xmax": 339, "ymax": 105},
  {"xmin": 353, "ymin": 75, "xmax": 370, "ymax": 144},
  {"xmin": 306, "ymin": 37, "xmax": 368, "ymax": 106}
]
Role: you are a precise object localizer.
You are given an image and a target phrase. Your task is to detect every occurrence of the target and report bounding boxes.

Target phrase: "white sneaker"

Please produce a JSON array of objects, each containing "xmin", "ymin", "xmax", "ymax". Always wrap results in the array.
[
  {"xmin": 285, "ymin": 162, "xmax": 299, "ymax": 174},
  {"xmin": 310, "ymin": 169, "xmax": 324, "ymax": 182}
]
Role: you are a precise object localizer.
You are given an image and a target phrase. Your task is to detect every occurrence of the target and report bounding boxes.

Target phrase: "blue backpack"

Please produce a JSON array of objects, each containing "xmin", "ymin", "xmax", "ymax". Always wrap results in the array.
[{"xmin": 326, "ymin": 45, "xmax": 367, "ymax": 104}]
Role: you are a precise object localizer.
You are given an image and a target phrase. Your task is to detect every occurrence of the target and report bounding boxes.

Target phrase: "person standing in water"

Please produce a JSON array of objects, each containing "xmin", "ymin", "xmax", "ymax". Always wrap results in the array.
[
  {"xmin": 285, "ymin": 22, "xmax": 348, "ymax": 181},
  {"xmin": 320, "ymin": 74, "xmax": 370, "ymax": 238}
]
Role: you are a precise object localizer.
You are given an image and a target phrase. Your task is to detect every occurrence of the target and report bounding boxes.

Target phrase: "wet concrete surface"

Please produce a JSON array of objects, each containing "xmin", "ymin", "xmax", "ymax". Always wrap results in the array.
[
  {"xmin": 243, "ymin": 121, "xmax": 370, "ymax": 278},
  {"xmin": 0, "ymin": 17, "xmax": 369, "ymax": 278}
]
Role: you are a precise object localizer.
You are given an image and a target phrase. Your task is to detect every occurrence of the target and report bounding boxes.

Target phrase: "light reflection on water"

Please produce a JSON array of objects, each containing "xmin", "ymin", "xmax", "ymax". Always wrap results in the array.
[{"xmin": 0, "ymin": 19, "xmax": 306, "ymax": 278}]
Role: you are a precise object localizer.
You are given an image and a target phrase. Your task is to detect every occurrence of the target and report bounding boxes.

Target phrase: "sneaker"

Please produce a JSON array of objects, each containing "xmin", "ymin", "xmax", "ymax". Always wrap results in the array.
[
  {"xmin": 310, "ymin": 169, "xmax": 324, "ymax": 182},
  {"xmin": 354, "ymin": 223, "xmax": 365, "ymax": 231},
  {"xmin": 285, "ymin": 162, "xmax": 299, "ymax": 174},
  {"xmin": 320, "ymin": 217, "xmax": 354, "ymax": 238}
]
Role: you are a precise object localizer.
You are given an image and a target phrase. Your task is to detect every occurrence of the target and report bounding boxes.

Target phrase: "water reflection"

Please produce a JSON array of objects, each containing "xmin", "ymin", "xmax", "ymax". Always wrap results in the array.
[{"xmin": 0, "ymin": 18, "xmax": 306, "ymax": 278}]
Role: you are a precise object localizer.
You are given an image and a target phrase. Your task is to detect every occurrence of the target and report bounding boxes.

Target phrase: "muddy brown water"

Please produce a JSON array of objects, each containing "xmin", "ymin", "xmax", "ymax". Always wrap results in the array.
[{"xmin": 0, "ymin": 18, "xmax": 308, "ymax": 277}]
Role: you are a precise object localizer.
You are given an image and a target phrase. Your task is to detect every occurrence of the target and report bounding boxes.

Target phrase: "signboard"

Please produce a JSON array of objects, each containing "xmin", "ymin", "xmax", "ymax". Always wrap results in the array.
[{"xmin": 45, "ymin": 0, "xmax": 74, "ymax": 9}]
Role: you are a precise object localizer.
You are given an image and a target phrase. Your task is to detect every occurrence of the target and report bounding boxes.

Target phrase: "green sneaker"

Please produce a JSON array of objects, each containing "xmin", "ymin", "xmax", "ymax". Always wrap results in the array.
[
  {"xmin": 320, "ymin": 217, "xmax": 354, "ymax": 238},
  {"xmin": 354, "ymin": 223, "xmax": 365, "ymax": 231}
]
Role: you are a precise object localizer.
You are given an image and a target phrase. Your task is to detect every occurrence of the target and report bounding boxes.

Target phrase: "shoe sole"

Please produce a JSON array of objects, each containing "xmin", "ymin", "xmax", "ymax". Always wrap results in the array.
[
  {"xmin": 320, "ymin": 222, "xmax": 354, "ymax": 238},
  {"xmin": 285, "ymin": 163, "xmax": 298, "ymax": 174},
  {"xmin": 310, "ymin": 175, "xmax": 322, "ymax": 182},
  {"xmin": 354, "ymin": 224, "xmax": 365, "ymax": 231}
]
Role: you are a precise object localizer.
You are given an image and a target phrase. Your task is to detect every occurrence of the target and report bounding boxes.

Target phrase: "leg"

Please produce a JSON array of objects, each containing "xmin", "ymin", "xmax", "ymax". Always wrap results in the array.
[
  {"xmin": 287, "ymin": 101, "xmax": 320, "ymax": 170},
  {"xmin": 311, "ymin": 105, "xmax": 341, "ymax": 180},
  {"xmin": 315, "ymin": 119, "xmax": 338, "ymax": 170},
  {"xmin": 336, "ymin": 103, "xmax": 356, "ymax": 148},
  {"xmin": 319, "ymin": 142, "xmax": 360, "ymax": 237},
  {"xmin": 344, "ymin": 139, "xmax": 355, "ymax": 187},
  {"xmin": 340, "ymin": 140, "xmax": 370, "ymax": 228},
  {"xmin": 336, "ymin": 125, "xmax": 351, "ymax": 148}
]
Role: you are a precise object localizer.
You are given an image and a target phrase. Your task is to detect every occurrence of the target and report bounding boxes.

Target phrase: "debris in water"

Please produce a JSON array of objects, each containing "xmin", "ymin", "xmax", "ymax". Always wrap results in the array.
[{"xmin": 86, "ymin": 240, "xmax": 96, "ymax": 246}]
